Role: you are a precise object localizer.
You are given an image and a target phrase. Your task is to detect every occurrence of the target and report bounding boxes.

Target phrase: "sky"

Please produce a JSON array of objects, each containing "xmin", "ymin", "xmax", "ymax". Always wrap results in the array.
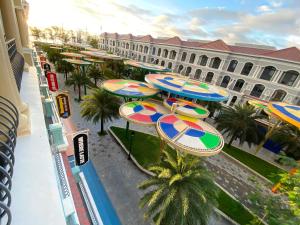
[{"xmin": 27, "ymin": 0, "xmax": 300, "ymax": 48}]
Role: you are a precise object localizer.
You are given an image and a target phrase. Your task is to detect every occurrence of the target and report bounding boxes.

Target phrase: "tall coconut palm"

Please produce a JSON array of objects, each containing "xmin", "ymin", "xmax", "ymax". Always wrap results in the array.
[
  {"xmin": 87, "ymin": 65, "xmax": 102, "ymax": 86},
  {"xmin": 139, "ymin": 151, "xmax": 218, "ymax": 225},
  {"xmin": 270, "ymin": 124, "xmax": 300, "ymax": 160},
  {"xmin": 80, "ymin": 88, "xmax": 121, "ymax": 134},
  {"xmin": 215, "ymin": 104, "xmax": 263, "ymax": 147},
  {"xmin": 65, "ymin": 72, "xmax": 90, "ymax": 101}
]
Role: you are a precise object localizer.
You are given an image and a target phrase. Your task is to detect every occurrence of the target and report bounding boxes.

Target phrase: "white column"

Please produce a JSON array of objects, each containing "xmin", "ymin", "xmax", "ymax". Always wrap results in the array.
[
  {"xmin": 252, "ymin": 65, "xmax": 262, "ymax": 78},
  {"xmin": 273, "ymin": 70, "xmax": 283, "ymax": 83}
]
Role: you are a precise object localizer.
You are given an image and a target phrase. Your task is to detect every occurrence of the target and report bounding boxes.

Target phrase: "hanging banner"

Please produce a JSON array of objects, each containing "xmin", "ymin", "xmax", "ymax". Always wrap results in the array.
[
  {"xmin": 73, "ymin": 132, "xmax": 89, "ymax": 166},
  {"xmin": 46, "ymin": 72, "xmax": 59, "ymax": 92},
  {"xmin": 43, "ymin": 63, "xmax": 51, "ymax": 72},
  {"xmin": 56, "ymin": 93, "xmax": 71, "ymax": 118}
]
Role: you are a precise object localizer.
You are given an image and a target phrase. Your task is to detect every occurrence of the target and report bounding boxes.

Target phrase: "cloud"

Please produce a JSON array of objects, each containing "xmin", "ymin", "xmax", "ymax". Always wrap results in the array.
[
  {"xmin": 257, "ymin": 5, "xmax": 272, "ymax": 12},
  {"xmin": 189, "ymin": 7, "xmax": 243, "ymax": 22}
]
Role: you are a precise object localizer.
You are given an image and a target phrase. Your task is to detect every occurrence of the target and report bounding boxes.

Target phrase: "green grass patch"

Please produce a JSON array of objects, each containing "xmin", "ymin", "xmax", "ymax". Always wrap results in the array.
[
  {"xmin": 223, "ymin": 145, "xmax": 285, "ymax": 183},
  {"xmin": 110, "ymin": 126, "xmax": 257, "ymax": 224}
]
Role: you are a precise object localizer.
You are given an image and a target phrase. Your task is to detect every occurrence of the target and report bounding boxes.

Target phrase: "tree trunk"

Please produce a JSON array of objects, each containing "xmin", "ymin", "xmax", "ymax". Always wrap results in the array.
[
  {"xmin": 78, "ymin": 84, "xmax": 81, "ymax": 101},
  {"xmin": 94, "ymin": 78, "xmax": 97, "ymax": 86},
  {"xmin": 65, "ymin": 71, "xmax": 68, "ymax": 81},
  {"xmin": 228, "ymin": 135, "xmax": 236, "ymax": 147},
  {"xmin": 100, "ymin": 115, "xmax": 104, "ymax": 134}
]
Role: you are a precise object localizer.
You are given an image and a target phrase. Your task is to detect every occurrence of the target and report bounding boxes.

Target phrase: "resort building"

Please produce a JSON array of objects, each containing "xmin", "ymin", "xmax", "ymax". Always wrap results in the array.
[{"xmin": 99, "ymin": 33, "xmax": 300, "ymax": 106}]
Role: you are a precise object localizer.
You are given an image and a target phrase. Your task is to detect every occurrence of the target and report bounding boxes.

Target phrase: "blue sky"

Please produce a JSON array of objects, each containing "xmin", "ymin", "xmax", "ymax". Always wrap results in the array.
[{"xmin": 27, "ymin": 0, "xmax": 300, "ymax": 48}]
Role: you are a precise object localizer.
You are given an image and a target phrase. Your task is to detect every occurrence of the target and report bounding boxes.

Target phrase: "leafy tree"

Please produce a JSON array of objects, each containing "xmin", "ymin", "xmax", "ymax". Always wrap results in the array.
[
  {"xmin": 87, "ymin": 65, "xmax": 102, "ymax": 86},
  {"xmin": 65, "ymin": 72, "xmax": 90, "ymax": 101},
  {"xmin": 89, "ymin": 37, "xmax": 99, "ymax": 48},
  {"xmin": 55, "ymin": 60, "xmax": 74, "ymax": 81},
  {"xmin": 46, "ymin": 28, "xmax": 55, "ymax": 42},
  {"xmin": 30, "ymin": 27, "xmax": 42, "ymax": 40},
  {"xmin": 270, "ymin": 124, "xmax": 300, "ymax": 160},
  {"xmin": 80, "ymin": 88, "xmax": 121, "ymax": 134},
  {"xmin": 198, "ymin": 100, "xmax": 222, "ymax": 118},
  {"xmin": 139, "ymin": 151, "xmax": 219, "ymax": 225},
  {"xmin": 215, "ymin": 104, "xmax": 263, "ymax": 147}
]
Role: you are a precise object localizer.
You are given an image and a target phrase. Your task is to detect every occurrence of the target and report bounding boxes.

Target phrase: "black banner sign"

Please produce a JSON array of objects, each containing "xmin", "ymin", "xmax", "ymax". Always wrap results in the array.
[
  {"xmin": 73, "ymin": 133, "xmax": 89, "ymax": 166},
  {"xmin": 43, "ymin": 63, "xmax": 51, "ymax": 72},
  {"xmin": 56, "ymin": 93, "xmax": 71, "ymax": 118}
]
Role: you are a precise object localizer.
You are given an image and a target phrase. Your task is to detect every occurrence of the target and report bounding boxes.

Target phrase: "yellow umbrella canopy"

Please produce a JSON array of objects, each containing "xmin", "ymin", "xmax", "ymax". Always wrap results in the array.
[
  {"xmin": 62, "ymin": 58, "xmax": 91, "ymax": 66},
  {"xmin": 83, "ymin": 58, "xmax": 104, "ymax": 64},
  {"xmin": 268, "ymin": 102, "xmax": 300, "ymax": 128},
  {"xmin": 60, "ymin": 52, "xmax": 84, "ymax": 59},
  {"xmin": 248, "ymin": 99, "xmax": 272, "ymax": 115}
]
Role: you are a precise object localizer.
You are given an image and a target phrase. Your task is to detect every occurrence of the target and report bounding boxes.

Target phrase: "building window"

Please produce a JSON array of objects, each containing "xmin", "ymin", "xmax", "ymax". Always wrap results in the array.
[
  {"xmin": 250, "ymin": 84, "xmax": 265, "ymax": 98},
  {"xmin": 278, "ymin": 70, "xmax": 299, "ymax": 86},
  {"xmin": 220, "ymin": 76, "xmax": 230, "ymax": 88},
  {"xmin": 189, "ymin": 53, "xmax": 196, "ymax": 64},
  {"xmin": 126, "ymin": 43, "xmax": 129, "ymax": 49},
  {"xmin": 163, "ymin": 49, "xmax": 168, "ymax": 58},
  {"xmin": 194, "ymin": 69, "xmax": 202, "ymax": 79},
  {"xmin": 210, "ymin": 57, "xmax": 221, "ymax": 69},
  {"xmin": 260, "ymin": 66, "xmax": 276, "ymax": 81},
  {"xmin": 198, "ymin": 55, "xmax": 208, "ymax": 66},
  {"xmin": 181, "ymin": 52, "xmax": 187, "ymax": 62},
  {"xmin": 169, "ymin": 50, "xmax": 177, "ymax": 60},
  {"xmin": 152, "ymin": 47, "xmax": 156, "ymax": 55},
  {"xmin": 229, "ymin": 96, "xmax": 238, "ymax": 106},
  {"xmin": 157, "ymin": 48, "xmax": 161, "ymax": 56},
  {"xmin": 178, "ymin": 65, "xmax": 184, "ymax": 73},
  {"xmin": 154, "ymin": 59, "xmax": 159, "ymax": 64},
  {"xmin": 241, "ymin": 62, "xmax": 253, "ymax": 76},
  {"xmin": 227, "ymin": 60, "xmax": 238, "ymax": 72},
  {"xmin": 185, "ymin": 67, "xmax": 192, "ymax": 76},
  {"xmin": 271, "ymin": 90, "xmax": 287, "ymax": 101},
  {"xmin": 205, "ymin": 72, "xmax": 214, "ymax": 83},
  {"xmin": 144, "ymin": 46, "xmax": 149, "ymax": 54},
  {"xmin": 161, "ymin": 61, "xmax": 165, "ymax": 66},
  {"xmin": 143, "ymin": 56, "xmax": 146, "ymax": 62},
  {"xmin": 233, "ymin": 79, "xmax": 245, "ymax": 92},
  {"xmin": 167, "ymin": 62, "xmax": 172, "ymax": 69}
]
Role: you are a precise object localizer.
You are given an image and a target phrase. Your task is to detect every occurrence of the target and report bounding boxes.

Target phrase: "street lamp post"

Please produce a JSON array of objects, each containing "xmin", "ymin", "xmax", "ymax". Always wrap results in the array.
[{"xmin": 128, "ymin": 131, "xmax": 135, "ymax": 160}]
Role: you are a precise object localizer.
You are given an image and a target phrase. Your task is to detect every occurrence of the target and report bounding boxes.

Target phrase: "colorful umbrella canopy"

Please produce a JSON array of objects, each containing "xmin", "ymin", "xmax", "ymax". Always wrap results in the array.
[
  {"xmin": 164, "ymin": 98, "xmax": 209, "ymax": 119},
  {"xmin": 268, "ymin": 102, "xmax": 300, "ymax": 128},
  {"xmin": 125, "ymin": 60, "xmax": 170, "ymax": 72},
  {"xmin": 50, "ymin": 46, "xmax": 62, "ymax": 50},
  {"xmin": 248, "ymin": 99, "xmax": 272, "ymax": 115},
  {"xmin": 157, "ymin": 114, "xmax": 224, "ymax": 156},
  {"xmin": 83, "ymin": 58, "xmax": 104, "ymax": 64},
  {"xmin": 62, "ymin": 58, "xmax": 91, "ymax": 65},
  {"xmin": 80, "ymin": 51, "xmax": 123, "ymax": 60},
  {"xmin": 102, "ymin": 79, "xmax": 159, "ymax": 98},
  {"xmin": 145, "ymin": 74, "xmax": 229, "ymax": 102},
  {"xmin": 60, "ymin": 52, "xmax": 84, "ymax": 59},
  {"xmin": 119, "ymin": 100, "xmax": 169, "ymax": 125}
]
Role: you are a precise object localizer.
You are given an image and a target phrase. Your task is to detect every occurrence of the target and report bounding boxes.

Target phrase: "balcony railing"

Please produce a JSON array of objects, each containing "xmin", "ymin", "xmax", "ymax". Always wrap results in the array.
[{"xmin": 0, "ymin": 96, "xmax": 19, "ymax": 225}]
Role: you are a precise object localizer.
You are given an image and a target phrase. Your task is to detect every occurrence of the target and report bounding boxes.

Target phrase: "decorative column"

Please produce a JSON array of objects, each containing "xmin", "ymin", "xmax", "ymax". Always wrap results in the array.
[
  {"xmin": 15, "ymin": 5, "xmax": 29, "ymax": 48},
  {"xmin": 0, "ymin": 23, "xmax": 30, "ymax": 136}
]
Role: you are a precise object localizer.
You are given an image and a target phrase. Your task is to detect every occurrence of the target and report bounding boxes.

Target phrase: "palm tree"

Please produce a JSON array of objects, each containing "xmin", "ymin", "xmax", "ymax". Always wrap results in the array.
[
  {"xmin": 65, "ymin": 72, "xmax": 90, "ymax": 101},
  {"xmin": 87, "ymin": 65, "xmax": 102, "ymax": 86},
  {"xmin": 139, "ymin": 151, "xmax": 218, "ymax": 225},
  {"xmin": 198, "ymin": 101, "xmax": 222, "ymax": 118},
  {"xmin": 80, "ymin": 88, "xmax": 121, "ymax": 134},
  {"xmin": 55, "ymin": 60, "xmax": 74, "ymax": 81},
  {"xmin": 30, "ymin": 27, "xmax": 42, "ymax": 40},
  {"xmin": 215, "ymin": 104, "xmax": 263, "ymax": 147},
  {"xmin": 270, "ymin": 124, "xmax": 300, "ymax": 160}
]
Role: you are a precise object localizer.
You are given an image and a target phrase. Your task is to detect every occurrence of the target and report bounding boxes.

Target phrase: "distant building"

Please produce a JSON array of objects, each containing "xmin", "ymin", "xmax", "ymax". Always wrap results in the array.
[{"xmin": 99, "ymin": 32, "xmax": 300, "ymax": 106}]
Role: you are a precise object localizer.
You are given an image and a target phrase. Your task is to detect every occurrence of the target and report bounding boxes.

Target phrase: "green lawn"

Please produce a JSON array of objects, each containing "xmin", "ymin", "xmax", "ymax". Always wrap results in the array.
[
  {"xmin": 110, "ymin": 126, "xmax": 257, "ymax": 225},
  {"xmin": 222, "ymin": 145, "xmax": 285, "ymax": 183}
]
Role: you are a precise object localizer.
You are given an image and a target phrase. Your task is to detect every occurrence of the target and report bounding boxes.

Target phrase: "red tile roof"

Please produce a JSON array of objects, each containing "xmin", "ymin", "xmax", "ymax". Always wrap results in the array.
[{"xmin": 100, "ymin": 32, "xmax": 300, "ymax": 63}]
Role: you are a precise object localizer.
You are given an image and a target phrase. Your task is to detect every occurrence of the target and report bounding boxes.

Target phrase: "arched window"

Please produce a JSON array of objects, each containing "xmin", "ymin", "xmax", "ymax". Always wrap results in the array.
[
  {"xmin": 139, "ymin": 45, "xmax": 143, "ymax": 52},
  {"xmin": 198, "ymin": 55, "xmax": 208, "ymax": 66},
  {"xmin": 169, "ymin": 50, "xmax": 177, "ymax": 60},
  {"xmin": 260, "ymin": 66, "xmax": 276, "ymax": 81},
  {"xmin": 161, "ymin": 61, "xmax": 165, "ymax": 66},
  {"xmin": 220, "ymin": 76, "xmax": 230, "ymax": 88},
  {"xmin": 250, "ymin": 84, "xmax": 265, "ymax": 98},
  {"xmin": 194, "ymin": 69, "xmax": 202, "ymax": 79},
  {"xmin": 181, "ymin": 52, "xmax": 187, "ymax": 62},
  {"xmin": 279, "ymin": 70, "xmax": 299, "ymax": 86},
  {"xmin": 138, "ymin": 55, "xmax": 141, "ymax": 61},
  {"xmin": 144, "ymin": 46, "xmax": 149, "ymax": 54},
  {"xmin": 210, "ymin": 57, "xmax": 221, "ymax": 69},
  {"xmin": 143, "ymin": 56, "xmax": 146, "ymax": 62},
  {"xmin": 155, "ymin": 59, "xmax": 159, "ymax": 65},
  {"xmin": 227, "ymin": 60, "xmax": 238, "ymax": 72},
  {"xmin": 241, "ymin": 62, "xmax": 253, "ymax": 75},
  {"xmin": 271, "ymin": 90, "xmax": 287, "ymax": 101},
  {"xmin": 167, "ymin": 62, "xmax": 172, "ymax": 69},
  {"xmin": 132, "ymin": 44, "xmax": 135, "ymax": 50},
  {"xmin": 157, "ymin": 48, "xmax": 161, "ymax": 56},
  {"xmin": 126, "ymin": 43, "xmax": 129, "ymax": 49},
  {"xmin": 189, "ymin": 53, "xmax": 196, "ymax": 64},
  {"xmin": 163, "ymin": 49, "xmax": 168, "ymax": 58},
  {"xmin": 185, "ymin": 67, "xmax": 192, "ymax": 76},
  {"xmin": 150, "ymin": 58, "xmax": 154, "ymax": 63},
  {"xmin": 152, "ymin": 47, "xmax": 156, "ymax": 55},
  {"xmin": 205, "ymin": 72, "xmax": 214, "ymax": 83},
  {"xmin": 233, "ymin": 79, "xmax": 245, "ymax": 92},
  {"xmin": 229, "ymin": 96, "xmax": 238, "ymax": 106},
  {"xmin": 178, "ymin": 65, "xmax": 184, "ymax": 73}
]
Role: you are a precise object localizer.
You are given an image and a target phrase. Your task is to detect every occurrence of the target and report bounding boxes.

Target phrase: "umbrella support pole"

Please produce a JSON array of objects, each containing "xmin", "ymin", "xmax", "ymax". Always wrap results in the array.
[
  {"xmin": 255, "ymin": 120, "xmax": 280, "ymax": 155},
  {"xmin": 125, "ymin": 121, "xmax": 130, "ymax": 139}
]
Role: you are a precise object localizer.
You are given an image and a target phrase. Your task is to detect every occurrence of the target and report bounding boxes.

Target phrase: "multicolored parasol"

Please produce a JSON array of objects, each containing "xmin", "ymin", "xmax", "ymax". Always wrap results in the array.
[
  {"xmin": 157, "ymin": 114, "xmax": 224, "ymax": 156},
  {"xmin": 145, "ymin": 74, "xmax": 229, "ymax": 102},
  {"xmin": 248, "ymin": 99, "xmax": 272, "ymax": 115},
  {"xmin": 119, "ymin": 100, "xmax": 169, "ymax": 125},
  {"xmin": 60, "ymin": 52, "xmax": 84, "ymax": 59},
  {"xmin": 102, "ymin": 79, "xmax": 159, "ymax": 99},
  {"xmin": 83, "ymin": 58, "xmax": 104, "ymax": 64},
  {"xmin": 268, "ymin": 102, "xmax": 300, "ymax": 128},
  {"xmin": 164, "ymin": 98, "xmax": 209, "ymax": 119},
  {"xmin": 125, "ymin": 60, "xmax": 170, "ymax": 72},
  {"xmin": 80, "ymin": 51, "xmax": 123, "ymax": 60},
  {"xmin": 62, "ymin": 58, "xmax": 91, "ymax": 65}
]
